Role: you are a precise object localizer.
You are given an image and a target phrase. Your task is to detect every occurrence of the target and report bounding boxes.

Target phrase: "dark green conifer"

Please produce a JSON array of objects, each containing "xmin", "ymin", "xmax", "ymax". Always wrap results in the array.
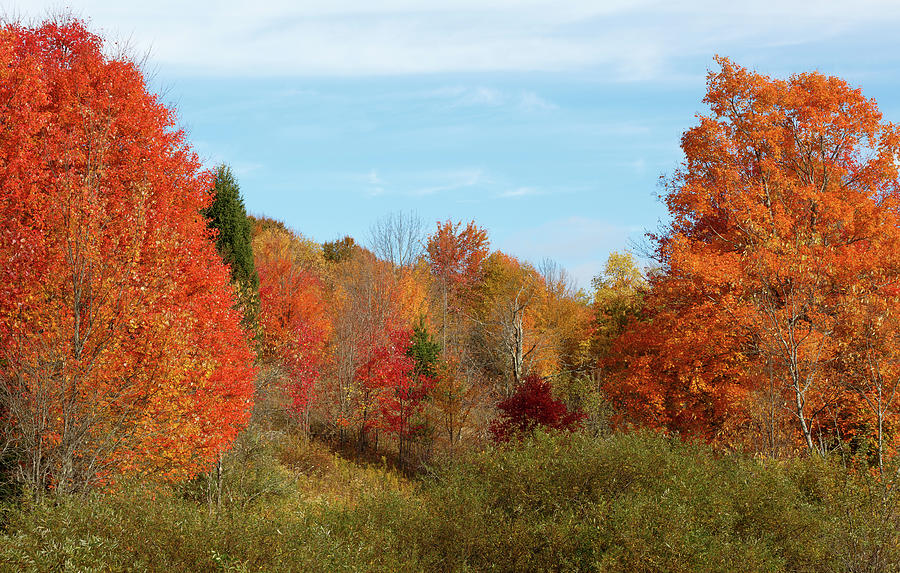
[
  {"xmin": 204, "ymin": 164, "xmax": 260, "ymax": 331},
  {"xmin": 206, "ymin": 165, "xmax": 258, "ymax": 288},
  {"xmin": 408, "ymin": 319, "xmax": 441, "ymax": 379}
]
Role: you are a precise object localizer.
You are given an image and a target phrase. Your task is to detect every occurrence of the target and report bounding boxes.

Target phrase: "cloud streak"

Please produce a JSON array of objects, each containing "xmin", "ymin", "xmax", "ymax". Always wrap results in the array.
[
  {"xmin": 498, "ymin": 187, "xmax": 541, "ymax": 199},
  {"xmin": 410, "ymin": 168, "xmax": 487, "ymax": 196},
  {"xmin": 427, "ymin": 86, "xmax": 557, "ymax": 111},
  {"xmin": 16, "ymin": 0, "xmax": 900, "ymax": 79},
  {"xmin": 349, "ymin": 167, "xmax": 489, "ymax": 198}
]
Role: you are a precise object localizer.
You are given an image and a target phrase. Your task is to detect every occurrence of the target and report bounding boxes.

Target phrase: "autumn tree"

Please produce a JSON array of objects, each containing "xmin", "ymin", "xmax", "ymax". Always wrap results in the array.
[
  {"xmin": 425, "ymin": 221, "xmax": 490, "ymax": 446},
  {"xmin": 471, "ymin": 252, "xmax": 545, "ymax": 395},
  {"xmin": 835, "ymin": 284, "xmax": 900, "ymax": 471},
  {"xmin": 426, "ymin": 220, "xmax": 490, "ymax": 350},
  {"xmin": 356, "ymin": 329, "xmax": 432, "ymax": 463},
  {"xmin": 530, "ymin": 259, "xmax": 591, "ymax": 380},
  {"xmin": 253, "ymin": 226, "xmax": 330, "ymax": 429},
  {"xmin": 250, "ymin": 215, "xmax": 291, "ymax": 237},
  {"xmin": 589, "ymin": 252, "xmax": 646, "ymax": 363},
  {"xmin": 609, "ymin": 58, "xmax": 900, "ymax": 455},
  {"xmin": 0, "ymin": 18, "xmax": 256, "ymax": 492},
  {"xmin": 604, "ymin": 273, "xmax": 752, "ymax": 443},
  {"xmin": 323, "ymin": 236, "xmax": 358, "ymax": 263}
]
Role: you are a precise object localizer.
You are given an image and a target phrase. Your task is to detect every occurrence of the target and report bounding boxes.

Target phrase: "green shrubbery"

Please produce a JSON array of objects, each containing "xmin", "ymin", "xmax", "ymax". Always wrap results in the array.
[
  {"xmin": 2, "ymin": 431, "xmax": 899, "ymax": 572},
  {"xmin": 414, "ymin": 432, "xmax": 826, "ymax": 571}
]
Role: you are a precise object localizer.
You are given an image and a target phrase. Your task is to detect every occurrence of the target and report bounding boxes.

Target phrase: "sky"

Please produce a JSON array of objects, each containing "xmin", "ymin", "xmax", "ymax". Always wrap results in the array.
[{"xmin": 9, "ymin": 0, "xmax": 900, "ymax": 288}]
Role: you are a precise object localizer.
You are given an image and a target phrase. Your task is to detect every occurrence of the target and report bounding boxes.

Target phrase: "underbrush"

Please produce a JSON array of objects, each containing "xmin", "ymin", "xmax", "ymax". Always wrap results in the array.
[{"xmin": 1, "ymin": 431, "xmax": 898, "ymax": 572}]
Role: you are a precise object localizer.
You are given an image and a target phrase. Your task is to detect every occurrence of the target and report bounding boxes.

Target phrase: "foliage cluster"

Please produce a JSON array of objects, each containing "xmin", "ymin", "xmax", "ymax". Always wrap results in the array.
[
  {"xmin": 490, "ymin": 374, "xmax": 584, "ymax": 441},
  {"xmin": 605, "ymin": 58, "xmax": 900, "ymax": 464}
]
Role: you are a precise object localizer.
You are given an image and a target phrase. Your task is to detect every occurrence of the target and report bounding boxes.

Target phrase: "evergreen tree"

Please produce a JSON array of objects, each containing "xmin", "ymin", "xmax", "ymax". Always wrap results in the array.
[
  {"xmin": 408, "ymin": 319, "xmax": 441, "ymax": 379},
  {"xmin": 205, "ymin": 164, "xmax": 260, "ymax": 330},
  {"xmin": 206, "ymin": 165, "xmax": 258, "ymax": 288}
]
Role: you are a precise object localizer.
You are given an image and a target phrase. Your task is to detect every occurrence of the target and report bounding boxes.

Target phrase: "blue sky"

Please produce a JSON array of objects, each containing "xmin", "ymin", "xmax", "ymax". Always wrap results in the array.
[{"xmin": 11, "ymin": 1, "xmax": 900, "ymax": 288}]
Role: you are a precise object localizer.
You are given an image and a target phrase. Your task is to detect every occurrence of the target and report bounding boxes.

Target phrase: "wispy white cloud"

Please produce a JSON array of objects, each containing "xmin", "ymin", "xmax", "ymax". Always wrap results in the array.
[
  {"xmin": 19, "ymin": 0, "xmax": 900, "ymax": 79},
  {"xmin": 349, "ymin": 168, "xmax": 573, "ymax": 201},
  {"xmin": 411, "ymin": 168, "xmax": 487, "ymax": 196},
  {"xmin": 346, "ymin": 167, "xmax": 489, "ymax": 197},
  {"xmin": 428, "ymin": 86, "xmax": 557, "ymax": 111},
  {"xmin": 352, "ymin": 169, "xmax": 385, "ymax": 196},
  {"xmin": 498, "ymin": 187, "xmax": 541, "ymax": 199},
  {"xmin": 518, "ymin": 91, "xmax": 557, "ymax": 111},
  {"xmin": 365, "ymin": 169, "xmax": 382, "ymax": 185},
  {"xmin": 453, "ymin": 87, "xmax": 505, "ymax": 107}
]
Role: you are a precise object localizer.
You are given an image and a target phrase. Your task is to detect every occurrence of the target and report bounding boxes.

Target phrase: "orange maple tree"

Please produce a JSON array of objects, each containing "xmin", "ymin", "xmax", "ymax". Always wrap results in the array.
[
  {"xmin": 0, "ymin": 18, "xmax": 256, "ymax": 491},
  {"xmin": 426, "ymin": 220, "xmax": 490, "ymax": 346},
  {"xmin": 254, "ymin": 227, "xmax": 330, "ymax": 419},
  {"xmin": 425, "ymin": 221, "xmax": 490, "ymax": 445},
  {"xmin": 607, "ymin": 58, "xmax": 900, "ymax": 455}
]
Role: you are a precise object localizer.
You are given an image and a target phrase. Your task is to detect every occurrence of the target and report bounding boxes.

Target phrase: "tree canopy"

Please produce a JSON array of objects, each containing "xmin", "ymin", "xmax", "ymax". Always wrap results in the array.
[
  {"xmin": 606, "ymin": 58, "xmax": 900, "ymax": 457},
  {"xmin": 0, "ymin": 18, "xmax": 256, "ymax": 492}
]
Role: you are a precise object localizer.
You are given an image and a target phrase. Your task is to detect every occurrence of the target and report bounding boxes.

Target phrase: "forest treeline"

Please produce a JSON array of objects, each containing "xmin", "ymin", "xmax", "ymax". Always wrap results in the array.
[
  {"xmin": 3, "ymin": 16, "xmax": 900, "ymax": 571},
  {"xmin": 247, "ymin": 209, "xmax": 601, "ymax": 464}
]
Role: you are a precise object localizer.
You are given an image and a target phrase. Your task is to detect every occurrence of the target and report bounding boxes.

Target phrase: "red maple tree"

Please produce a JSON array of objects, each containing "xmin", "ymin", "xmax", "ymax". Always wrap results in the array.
[
  {"xmin": 0, "ymin": 18, "xmax": 256, "ymax": 491},
  {"xmin": 356, "ymin": 329, "xmax": 432, "ymax": 461},
  {"xmin": 254, "ymin": 227, "xmax": 330, "ymax": 419}
]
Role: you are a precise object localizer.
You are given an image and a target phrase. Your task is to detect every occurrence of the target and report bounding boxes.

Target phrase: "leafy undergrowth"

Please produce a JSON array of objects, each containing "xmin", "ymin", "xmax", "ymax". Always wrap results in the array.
[{"xmin": 1, "ymin": 431, "xmax": 898, "ymax": 572}]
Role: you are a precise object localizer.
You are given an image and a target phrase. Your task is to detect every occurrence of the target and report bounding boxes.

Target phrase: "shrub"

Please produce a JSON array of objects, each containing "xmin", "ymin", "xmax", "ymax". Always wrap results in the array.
[
  {"xmin": 490, "ymin": 374, "xmax": 584, "ymax": 442},
  {"xmin": 3, "ymin": 431, "xmax": 900, "ymax": 571}
]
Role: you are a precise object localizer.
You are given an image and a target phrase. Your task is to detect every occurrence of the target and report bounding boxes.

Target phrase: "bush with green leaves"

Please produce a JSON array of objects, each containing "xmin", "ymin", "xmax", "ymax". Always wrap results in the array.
[{"xmin": 2, "ymin": 431, "xmax": 900, "ymax": 572}]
